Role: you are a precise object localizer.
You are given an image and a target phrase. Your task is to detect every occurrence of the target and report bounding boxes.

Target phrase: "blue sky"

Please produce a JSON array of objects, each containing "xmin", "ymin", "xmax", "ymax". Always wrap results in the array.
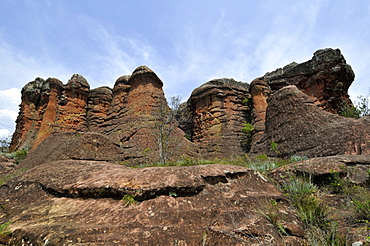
[{"xmin": 1, "ymin": 0, "xmax": 370, "ymax": 138}]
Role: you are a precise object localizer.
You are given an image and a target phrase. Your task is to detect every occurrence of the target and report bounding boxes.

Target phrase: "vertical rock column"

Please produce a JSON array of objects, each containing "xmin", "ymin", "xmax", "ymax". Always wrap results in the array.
[{"xmin": 188, "ymin": 79, "xmax": 251, "ymax": 159}]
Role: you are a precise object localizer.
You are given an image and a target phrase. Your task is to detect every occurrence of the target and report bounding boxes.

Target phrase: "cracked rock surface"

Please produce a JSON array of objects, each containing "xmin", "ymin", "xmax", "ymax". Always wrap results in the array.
[{"xmin": 1, "ymin": 161, "xmax": 305, "ymax": 245}]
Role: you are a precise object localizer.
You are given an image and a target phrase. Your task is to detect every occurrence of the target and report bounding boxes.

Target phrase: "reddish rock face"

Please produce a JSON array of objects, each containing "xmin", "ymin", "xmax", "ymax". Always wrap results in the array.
[
  {"xmin": 249, "ymin": 78, "xmax": 271, "ymax": 146},
  {"xmin": 262, "ymin": 48, "xmax": 354, "ymax": 113},
  {"xmin": 11, "ymin": 66, "xmax": 198, "ymax": 164},
  {"xmin": 10, "ymin": 77, "xmax": 65, "ymax": 151},
  {"xmin": 250, "ymin": 86, "xmax": 370, "ymax": 157},
  {"xmin": 249, "ymin": 48, "xmax": 355, "ymax": 146},
  {"xmin": 87, "ymin": 86, "xmax": 113, "ymax": 131},
  {"xmin": 188, "ymin": 79, "xmax": 251, "ymax": 158},
  {"xmin": 1, "ymin": 161, "xmax": 305, "ymax": 245}
]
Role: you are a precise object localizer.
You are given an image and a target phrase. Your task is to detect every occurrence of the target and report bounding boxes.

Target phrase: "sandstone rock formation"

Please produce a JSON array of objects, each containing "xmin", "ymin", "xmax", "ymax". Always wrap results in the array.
[
  {"xmin": 10, "ymin": 66, "xmax": 198, "ymax": 164},
  {"xmin": 188, "ymin": 78, "xmax": 251, "ymax": 158},
  {"xmin": 250, "ymin": 86, "xmax": 370, "ymax": 157},
  {"xmin": 1, "ymin": 161, "xmax": 305, "ymax": 245},
  {"xmin": 250, "ymin": 48, "xmax": 355, "ymax": 146},
  {"xmin": 8, "ymin": 48, "xmax": 362, "ymax": 161}
]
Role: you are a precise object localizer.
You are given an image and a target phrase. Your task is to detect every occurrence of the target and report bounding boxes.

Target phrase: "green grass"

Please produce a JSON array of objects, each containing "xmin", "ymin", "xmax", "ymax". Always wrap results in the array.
[{"xmin": 281, "ymin": 175, "xmax": 346, "ymax": 245}]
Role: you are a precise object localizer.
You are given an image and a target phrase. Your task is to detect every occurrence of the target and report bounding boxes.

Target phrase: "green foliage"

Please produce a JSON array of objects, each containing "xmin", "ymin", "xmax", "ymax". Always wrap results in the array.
[
  {"xmin": 247, "ymin": 161, "xmax": 278, "ymax": 174},
  {"xmin": 281, "ymin": 176, "xmax": 318, "ymax": 197},
  {"xmin": 2, "ymin": 149, "xmax": 28, "ymax": 163},
  {"xmin": 169, "ymin": 191, "xmax": 177, "ymax": 197},
  {"xmin": 340, "ymin": 92, "xmax": 370, "ymax": 118},
  {"xmin": 122, "ymin": 194, "xmax": 137, "ymax": 207},
  {"xmin": 0, "ymin": 221, "xmax": 12, "ymax": 237},
  {"xmin": 289, "ymin": 155, "xmax": 308, "ymax": 162},
  {"xmin": 241, "ymin": 123, "xmax": 254, "ymax": 134},
  {"xmin": 281, "ymin": 176, "xmax": 346, "ymax": 245},
  {"xmin": 241, "ymin": 123, "xmax": 254, "ymax": 151},
  {"xmin": 339, "ymin": 103, "xmax": 361, "ymax": 119},
  {"xmin": 270, "ymin": 141, "xmax": 280, "ymax": 153}
]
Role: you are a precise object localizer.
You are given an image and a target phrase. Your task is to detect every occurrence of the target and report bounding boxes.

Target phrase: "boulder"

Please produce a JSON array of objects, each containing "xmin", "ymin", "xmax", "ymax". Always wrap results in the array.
[
  {"xmin": 188, "ymin": 78, "xmax": 251, "ymax": 158},
  {"xmin": 1, "ymin": 161, "xmax": 305, "ymax": 245},
  {"xmin": 250, "ymin": 86, "xmax": 370, "ymax": 157}
]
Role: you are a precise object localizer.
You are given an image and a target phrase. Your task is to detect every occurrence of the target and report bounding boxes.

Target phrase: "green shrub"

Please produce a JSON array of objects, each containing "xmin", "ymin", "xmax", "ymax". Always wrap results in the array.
[
  {"xmin": 3, "ymin": 149, "xmax": 28, "ymax": 163},
  {"xmin": 241, "ymin": 123, "xmax": 254, "ymax": 134},
  {"xmin": 122, "ymin": 194, "xmax": 137, "ymax": 207},
  {"xmin": 270, "ymin": 141, "xmax": 280, "ymax": 153},
  {"xmin": 340, "ymin": 103, "xmax": 360, "ymax": 118},
  {"xmin": 281, "ymin": 176, "xmax": 318, "ymax": 197},
  {"xmin": 0, "ymin": 221, "xmax": 12, "ymax": 237},
  {"xmin": 248, "ymin": 161, "xmax": 278, "ymax": 174}
]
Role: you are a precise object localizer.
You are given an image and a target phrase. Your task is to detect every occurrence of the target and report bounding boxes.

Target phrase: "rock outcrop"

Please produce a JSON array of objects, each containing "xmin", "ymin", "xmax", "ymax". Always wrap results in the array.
[
  {"xmin": 10, "ymin": 66, "xmax": 198, "ymax": 164},
  {"xmin": 188, "ymin": 78, "xmax": 251, "ymax": 158},
  {"xmin": 270, "ymin": 155, "xmax": 370, "ymax": 186},
  {"xmin": 9, "ymin": 48, "xmax": 362, "ymax": 161},
  {"xmin": 250, "ymin": 48, "xmax": 355, "ymax": 146},
  {"xmin": 250, "ymin": 86, "xmax": 370, "ymax": 157},
  {"xmin": 1, "ymin": 161, "xmax": 305, "ymax": 245}
]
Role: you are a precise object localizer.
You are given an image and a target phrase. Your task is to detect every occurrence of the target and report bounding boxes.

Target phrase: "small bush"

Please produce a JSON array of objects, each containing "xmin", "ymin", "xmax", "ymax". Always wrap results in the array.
[
  {"xmin": 0, "ymin": 221, "xmax": 12, "ymax": 237},
  {"xmin": 248, "ymin": 161, "xmax": 278, "ymax": 174},
  {"xmin": 281, "ymin": 176, "xmax": 318, "ymax": 197},
  {"xmin": 122, "ymin": 194, "xmax": 137, "ymax": 207},
  {"xmin": 3, "ymin": 149, "xmax": 28, "ymax": 163},
  {"xmin": 289, "ymin": 155, "xmax": 308, "ymax": 162}
]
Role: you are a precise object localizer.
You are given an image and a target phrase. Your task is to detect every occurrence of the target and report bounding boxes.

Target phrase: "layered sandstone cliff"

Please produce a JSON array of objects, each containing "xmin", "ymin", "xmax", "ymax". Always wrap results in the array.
[
  {"xmin": 10, "ymin": 48, "xmax": 366, "ymax": 162},
  {"xmin": 187, "ymin": 79, "xmax": 251, "ymax": 158},
  {"xmin": 10, "ymin": 66, "xmax": 198, "ymax": 164}
]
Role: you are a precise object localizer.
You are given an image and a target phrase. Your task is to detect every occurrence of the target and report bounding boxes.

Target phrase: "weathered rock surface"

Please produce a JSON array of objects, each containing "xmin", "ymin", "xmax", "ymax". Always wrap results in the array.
[
  {"xmin": 263, "ymin": 48, "xmax": 354, "ymax": 113},
  {"xmin": 1, "ymin": 161, "xmax": 305, "ymax": 245},
  {"xmin": 10, "ymin": 67, "xmax": 198, "ymax": 164},
  {"xmin": 17, "ymin": 132, "xmax": 123, "ymax": 169},
  {"xmin": 250, "ymin": 85, "xmax": 370, "ymax": 157},
  {"xmin": 0, "ymin": 156, "xmax": 16, "ymax": 176},
  {"xmin": 250, "ymin": 48, "xmax": 355, "ymax": 144},
  {"xmin": 188, "ymin": 78, "xmax": 251, "ymax": 158},
  {"xmin": 270, "ymin": 155, "xmax": 370, "ymax": 186}
]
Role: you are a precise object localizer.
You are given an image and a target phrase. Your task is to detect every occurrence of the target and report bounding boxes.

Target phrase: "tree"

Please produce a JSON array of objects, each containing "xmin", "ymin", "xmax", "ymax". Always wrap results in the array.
[
  {"xmin": 340, "ymin": 90, "xmax": 370, "ymax": 118},
  {"xmin": 154, "ymin": 96, "xmax": 182, "ymax": 164},
  {"xmin": 0, "ymin": 135, "xmax": 11, "ymax": 153}
]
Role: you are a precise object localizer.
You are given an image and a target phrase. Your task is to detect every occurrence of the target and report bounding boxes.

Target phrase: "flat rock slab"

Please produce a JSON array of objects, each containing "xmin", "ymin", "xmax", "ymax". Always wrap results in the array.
[
  {"xmin": 1, "ymin": 161, "xmax": 305, "ymax": 245},
  {"xmin": 270, "ymin": 155, "xmax": 370, "ymax": 186}
]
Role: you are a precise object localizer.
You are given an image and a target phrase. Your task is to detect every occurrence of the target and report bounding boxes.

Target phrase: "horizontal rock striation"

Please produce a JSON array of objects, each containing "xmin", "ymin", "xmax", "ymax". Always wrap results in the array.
[
  {"xmin": 188, "ymin": 78, "xmax": 251, "ymax": 158},
  {"xmin": 9, "ymin": 48, "xmax": 361, "ymax": 162}
]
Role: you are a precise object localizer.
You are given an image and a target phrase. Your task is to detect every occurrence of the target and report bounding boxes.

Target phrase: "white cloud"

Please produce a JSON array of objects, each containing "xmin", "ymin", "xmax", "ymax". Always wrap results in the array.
[{"xmin": 0, "ymin": 88, "xmax": 21, "ymax": 137}]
